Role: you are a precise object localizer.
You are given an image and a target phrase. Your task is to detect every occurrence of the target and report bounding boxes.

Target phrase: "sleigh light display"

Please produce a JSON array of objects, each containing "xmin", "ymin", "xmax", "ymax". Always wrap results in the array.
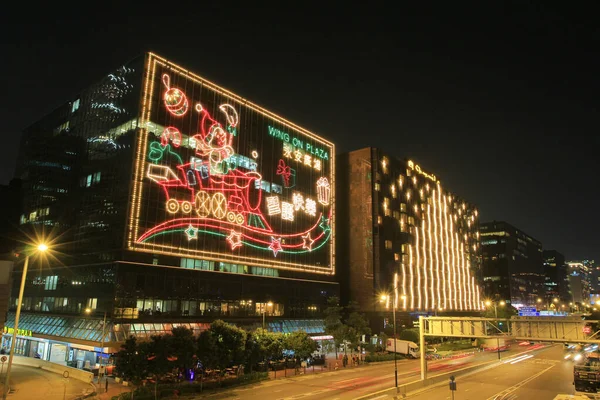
[{"xmin": 128, "ymin": 55, "xmax": 334, "ymax": 274}]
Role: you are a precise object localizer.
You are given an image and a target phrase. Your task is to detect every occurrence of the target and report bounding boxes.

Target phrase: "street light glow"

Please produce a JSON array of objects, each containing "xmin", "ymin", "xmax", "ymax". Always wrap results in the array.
[
  {"xmin": 485, "ymin": 300, "xmax": 491, "ymax": 307},
  {"xmin": 267, "ymin": 301, "xmax": 273, "ymax": 307},
  {"xmin": 84, "ymin": 308, "xmax": 92, "ymax": 314},
  {"xmin": 499, "ymin": 301, "xmax": 506, "ymax": 306},
  {"xmin": 37, "ymin": 243, "xmax": 48, "ymax": 252}
]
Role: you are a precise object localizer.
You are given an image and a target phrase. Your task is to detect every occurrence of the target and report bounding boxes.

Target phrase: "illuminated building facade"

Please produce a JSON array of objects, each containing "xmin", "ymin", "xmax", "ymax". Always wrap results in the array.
[
  {"xmin": 337, "ymin": 148, "xmax": 483, "ymax": 328},
  {"xmin": 480, "ymin": 221, "xmax": 544, "ymax": 308},
  {"xmin": 6, "ymin": 53, "xmax": 337, "ymax": 368},
  {"xmin": 542, "ymin": 250, "xmax": 570, "ymax": 303},
  {"xmin": 567, "ymin": 260, "xmax": 594, "ymax": 303}
]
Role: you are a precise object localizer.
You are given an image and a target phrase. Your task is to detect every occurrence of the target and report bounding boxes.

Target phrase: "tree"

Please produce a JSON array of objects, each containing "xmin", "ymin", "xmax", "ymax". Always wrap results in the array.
[
  {"xmin": 399, "ymin": 328, "xmax": 419, "ymax": 343},
  {"xmin": 345, "ymin": 301, "xmax": 371, "ymax": 354},
  {"xmin": 481, "ymin": 305, "xmax": 518, "ymax": 319},
  {"xmin": 115, "ymin": 336, "xmax": 147, "ymax": 382},
  {"xmin": 145, "ymin": 334, "xmax": 171, "ymax": 378},
  {"xmin": 323, "ymin": 296, "xmax": 345, "ymax": 357},
  {"xmin": 198, "ymin": 320, "xmax": 247, "ymax": 373},
  {"xmin": 284, "ymin": 330, "xmax": 318, "ymax": 361},
  {"xmin": 245, "ymin": 329, "xmax": 284, "ymax": 371},
  {"xmin": 169, "ymin": 326, "xmax": 196, "ymax": 373}
]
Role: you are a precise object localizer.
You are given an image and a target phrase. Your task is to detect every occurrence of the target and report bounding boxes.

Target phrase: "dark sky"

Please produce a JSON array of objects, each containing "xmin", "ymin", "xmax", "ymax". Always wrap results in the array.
[{"xmin": 2, "ymin": 4, "xmax": 598, "ymax": 262}]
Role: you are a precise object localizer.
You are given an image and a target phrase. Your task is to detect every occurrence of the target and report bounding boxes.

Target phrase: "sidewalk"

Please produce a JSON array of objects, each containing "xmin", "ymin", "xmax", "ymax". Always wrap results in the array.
[
  {"xmin": 93, "ymin": 377, "xmax": 133, "ymax": 400},
  {"xmin": 267, "ymin": 358, "xmax": 368, "ymax": 380}
]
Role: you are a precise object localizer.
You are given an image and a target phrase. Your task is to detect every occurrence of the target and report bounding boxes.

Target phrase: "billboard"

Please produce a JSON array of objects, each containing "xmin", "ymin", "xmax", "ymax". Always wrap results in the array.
[{"xmin": 127, "ymin": 53, "xmax": 334, "ymax": 274}]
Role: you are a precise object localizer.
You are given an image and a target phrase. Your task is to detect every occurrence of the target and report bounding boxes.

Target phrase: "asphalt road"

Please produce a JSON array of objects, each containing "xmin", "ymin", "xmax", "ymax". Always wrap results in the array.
[
  {"xmin": 0, "ymin": 364, "xmax": 93, "ymax": 399},
  {"xmin": 403, "ymin": 344, "xmax": 574, "ymax": 400},
  {"xmin": 196, "ymin": 345, "xmax": 546, "ymax": 400}
]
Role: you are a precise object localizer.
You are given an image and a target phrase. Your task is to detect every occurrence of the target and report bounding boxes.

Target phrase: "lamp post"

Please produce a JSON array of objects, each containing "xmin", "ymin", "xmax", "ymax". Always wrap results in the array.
[
  {"xmin": 86, "ymin": 308, "xmax": 107, "ymax": 383},
  {"xmin": 484, "ymin": 300, "xmax": 505, "ymax": 360},
  {"xmin": 3, "ymin": 243, "xmax": 48, "ymax": 400},
  {"xmin": 381, "ymin": 293, "xmax": 403, "ymax": 391},
  {"xmin": 262, "ymin": 302, "xmax": 273, "ymax": 331}
]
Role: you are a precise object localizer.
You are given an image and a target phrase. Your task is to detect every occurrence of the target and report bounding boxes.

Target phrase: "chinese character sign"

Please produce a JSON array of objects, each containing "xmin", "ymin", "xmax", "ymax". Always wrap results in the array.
[{"xmin": 128, "ymin": 54, "xmax": 334, "ymax": 274}]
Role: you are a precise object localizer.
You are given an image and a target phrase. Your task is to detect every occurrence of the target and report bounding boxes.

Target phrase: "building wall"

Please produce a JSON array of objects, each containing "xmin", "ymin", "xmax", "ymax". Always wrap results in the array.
[
  {"xmin": 0, "ymin": 261, "xmax": 13, "ymax": 334},
  {"xmin": 12, "ymin": 53, "xmax": 338, "ymax": 326},
  {"xmin": 481, "ymin": 221, "xmax": 544, "ymax": 307},
  {"xmin": 340, "ymin": 148, "xmax": 483, "ymax": 315},
  {"xmin": 543, "ymin": 250, "xmax": 569, "ymax": 303}
]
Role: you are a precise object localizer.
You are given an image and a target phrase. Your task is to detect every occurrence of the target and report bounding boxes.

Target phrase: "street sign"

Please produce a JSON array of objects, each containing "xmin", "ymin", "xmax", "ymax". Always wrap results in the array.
[
  {"xmin": 519, "ymin": 307, "xmax": 539, "ymax": 317},
  {"xmin": 0, "ymin": 356, "xmax": 7, "ymax": 363},
  {"xmin": 449, "ymin": 375, "xmax": 457, "ymax": 398}
]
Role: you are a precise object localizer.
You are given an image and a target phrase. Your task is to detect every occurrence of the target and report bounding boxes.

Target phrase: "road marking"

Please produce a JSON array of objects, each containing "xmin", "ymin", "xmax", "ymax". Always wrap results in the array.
[
  {"xmin": 486, "ymin": 364, "xmax": 555, "ymax": 400},
  {"xmin": 273, "ymin": 389, "xmax": 283, "ymax": 393},
  {"xmin": 370, "ymin": 395, "xmax": 389, "ymax": 400}
]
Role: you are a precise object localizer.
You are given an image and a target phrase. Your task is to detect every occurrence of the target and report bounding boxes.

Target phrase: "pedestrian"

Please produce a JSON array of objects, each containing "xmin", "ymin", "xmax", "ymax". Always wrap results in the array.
[
  {"xmin": 105, "ymin": 378, "xmax": 109, "ymax": 393},
  {"xmin": 343, "ymin": 354, "xmax": 348, "ymax": 368}
]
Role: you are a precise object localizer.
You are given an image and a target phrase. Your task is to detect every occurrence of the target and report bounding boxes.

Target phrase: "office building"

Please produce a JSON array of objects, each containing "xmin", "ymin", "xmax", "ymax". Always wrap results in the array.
[
  {"xmin": 567, "ymin": 260, "xmax": 594, "ymax": 304},
  {"xmin": 337, "ymin": 148, "xmax": 483, "ymax": 329},
  {"xmin": 480, "ymin": 221, "xmax": 544, "ymax": 308},
  {"xmin": 5, "ymin": 53, "xmax": 337, "ymax": 369},
  {"xmin": 542, "ymin": 250, "xmax": 570, "ymax": 304}
]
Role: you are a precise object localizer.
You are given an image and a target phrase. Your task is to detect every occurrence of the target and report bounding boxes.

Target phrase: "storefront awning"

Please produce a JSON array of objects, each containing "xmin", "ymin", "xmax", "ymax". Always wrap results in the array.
[{"xmin": 267, "ymin": 319, "xmax": 325, "ymax": 335}]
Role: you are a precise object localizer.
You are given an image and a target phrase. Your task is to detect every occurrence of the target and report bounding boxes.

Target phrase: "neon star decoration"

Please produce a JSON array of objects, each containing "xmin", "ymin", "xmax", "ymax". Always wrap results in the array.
[
  {"xmin": 227, "ymin": 230, "xmax": 243, "ymax": 250},
  {"xmin": 269, "ymin": 237, "xmax": 282, "ymax": 257},
  {"xmin": 185, "ymin": 224, "xmax": 198, "ymax": 240},
  {"xmin": 129, "ymin": 60, "xmax": 334, "ymax": 275},
  {"xmin": 302, "ymin": 233, "xmax": 315, "ymax": 251}
]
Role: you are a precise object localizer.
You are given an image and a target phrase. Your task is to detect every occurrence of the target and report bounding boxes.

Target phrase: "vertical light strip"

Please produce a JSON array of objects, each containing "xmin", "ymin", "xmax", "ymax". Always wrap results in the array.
[
  {"xmin": 421, "ymin": 218, "xmax": 428, "ymax": 309},
  {"xmin": 463, "ymin": 243, "xmax": 469, "ymax": 310},
  {"xmin": 455, "ymin": 233, "xmax": 462, "ymax": 310},
  {"xmin": 414, "ymin": 226, "xmax": 420, "ymax": 309},
  {"xmin": 474, "ymin": 279, "xmax": 481, "ymax": 309},
  {"xmin": 460, "ymin": 242, "xmax": 466, "ymax": 310},
  {"xmin": 427, "ymin": 204, "xmax": 434, "ymax": 309},
  {"xmin": 437, "ymin": 188, "xmax": 446, "ymax": 309},
  {"xmin": 443, "ymin": 195, "xmax": 451, "ymax": 310},
  {"xmin": 129, "ymin": 54, "xmax": 154, "ymax": 246},
  {"xmin": 394, "ymin": 272, "xmax": 399, "ymax": 309},
  {"xmin": 402, "ymin": 250, "xmax": 407, "ymax": 308},
  {"xmin": 466, "ymin": 254, "xmax": 473, "ymax": 310},
  {"xmin": 433, "ymin": 191, "xmax": 441, "ymax": 309},
  {"xmin": 402, "ymin": 244, "xmax": 412, "ymax": 310},
  {"xmin": 451, "ymin": 227, "xmax": 458, "ymax": 310}
]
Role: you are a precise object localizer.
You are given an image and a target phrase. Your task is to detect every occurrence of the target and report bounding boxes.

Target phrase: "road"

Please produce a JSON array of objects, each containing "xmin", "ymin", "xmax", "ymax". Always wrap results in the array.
[
  {"xmin": 402, "ymin": 344, "xmax": 574, "ymax": 400},
  {"xmin": 196, "ymin": 344, "xmax": 547, "ymax": 400},
  {"xmin": 0, "ymin": 364, "xmax": 93, "ymax": 399}
]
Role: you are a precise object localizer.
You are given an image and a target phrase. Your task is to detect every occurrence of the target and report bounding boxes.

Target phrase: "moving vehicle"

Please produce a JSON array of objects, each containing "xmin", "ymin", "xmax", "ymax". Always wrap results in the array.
[
  {"xmin": 573, "ymin": 353, "xmax": 600, "ymax": 393},
  {"xmin": 386, "ymin": 339, "xmax": 419, "ymax": 358}
]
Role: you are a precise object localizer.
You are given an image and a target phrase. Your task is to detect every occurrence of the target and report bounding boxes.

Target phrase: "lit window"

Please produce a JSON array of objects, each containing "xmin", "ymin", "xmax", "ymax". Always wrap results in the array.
[
  {"xmin": 45, "ymin": 276, "xmax": 58, "ymax": 291},
  {"xmin": 72, "ymin": 98, "xmax": 80, "ymax": 113},
  {"xmin": 400, "ymin": 203, "xmax": 407, "ymax": 212},
  {"xmin": 385, "ymin": 240, "xmax": 392, "ymax": 250},
  {"xmin": 394, "ymin": 253, "xmax": 400, "ymax": 261},
  {"xmin": 375, "ymin": 183, "xmax": 380, "ymax": 191},
  {"xmin": 377, "ymin": 216, "xmax": 382, "ymax": 224}
]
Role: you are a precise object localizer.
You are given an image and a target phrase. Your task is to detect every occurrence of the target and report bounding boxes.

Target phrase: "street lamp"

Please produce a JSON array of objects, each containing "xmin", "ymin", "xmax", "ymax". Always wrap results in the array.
[
  {"xmin": 262, "ymin": 301, "xmax": 273, "ymax": 331},
  {"xmin": 3, "ymin": 243, "xmax": 48, "ymax": 400},
  {"xmin": 85, "ymin": 308, "xmax": 107, "ymax": 384},
  {"xmin": 380, "ymin": 292, "xmax": 402, "ymax": 391},
  {"xmin": 484, "ymin": 300, "xmax": 505, "ymax": 360}
]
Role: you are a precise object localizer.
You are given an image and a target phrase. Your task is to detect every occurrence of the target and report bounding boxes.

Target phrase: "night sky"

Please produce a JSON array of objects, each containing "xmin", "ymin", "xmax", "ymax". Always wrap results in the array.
[{"xmin": 2, "ymin": 4, "xmax": 598, "ymax": 262}]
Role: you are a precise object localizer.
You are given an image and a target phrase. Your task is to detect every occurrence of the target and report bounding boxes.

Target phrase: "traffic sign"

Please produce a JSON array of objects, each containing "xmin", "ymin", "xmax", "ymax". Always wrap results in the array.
[
  {"xmin": 0, "ymin": 356, "xmax": 7, "ymax": 363},
  {"xmin": 519, "ymin": 307, "xmax": 539, "ymax": 316}
]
